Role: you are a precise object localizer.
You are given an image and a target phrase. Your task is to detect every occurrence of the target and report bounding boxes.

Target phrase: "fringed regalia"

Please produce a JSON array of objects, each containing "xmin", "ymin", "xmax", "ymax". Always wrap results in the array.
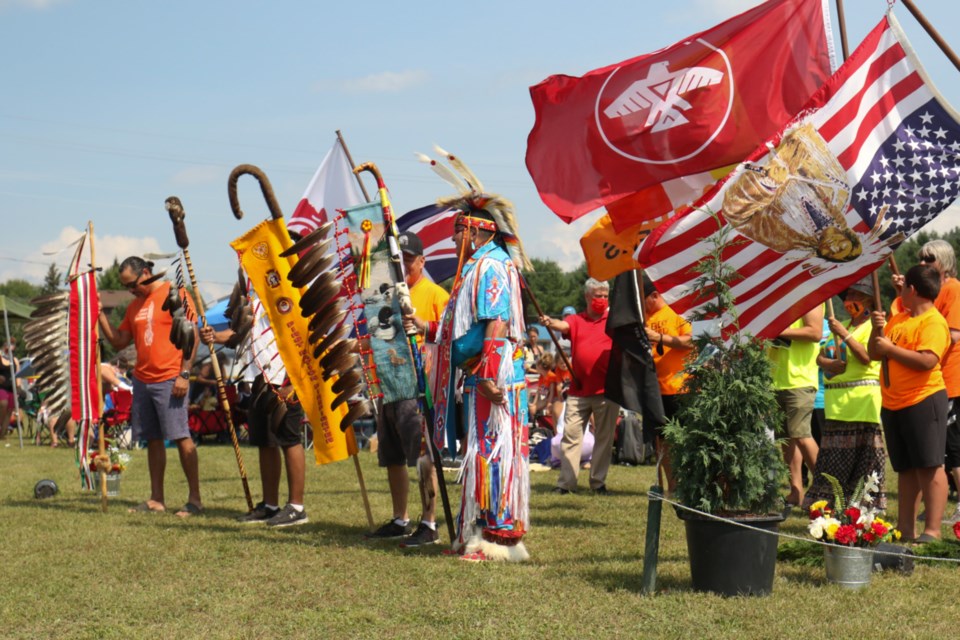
[{"xmin": 428, "ymin": 241, "xmax": 529, "ymax": 561}]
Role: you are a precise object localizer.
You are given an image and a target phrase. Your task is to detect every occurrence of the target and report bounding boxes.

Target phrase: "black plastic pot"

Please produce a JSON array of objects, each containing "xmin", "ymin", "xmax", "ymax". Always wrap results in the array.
[{"xmin": 676, "ymin": 508, "xmax": 785, "ymax": 596}]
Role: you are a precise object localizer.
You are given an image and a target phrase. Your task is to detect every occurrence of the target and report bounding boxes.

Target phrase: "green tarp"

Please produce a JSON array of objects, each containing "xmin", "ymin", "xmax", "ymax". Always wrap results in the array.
[{"xmin": 0, "ymin": 295, "xmax": 35, "ymax": 320}]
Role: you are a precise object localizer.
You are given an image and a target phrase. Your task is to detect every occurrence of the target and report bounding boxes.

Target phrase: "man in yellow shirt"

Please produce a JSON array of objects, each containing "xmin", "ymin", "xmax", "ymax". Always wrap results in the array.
[{"xmin": 367, "ymin": 231, "xmax": 451, "ymax": 548}]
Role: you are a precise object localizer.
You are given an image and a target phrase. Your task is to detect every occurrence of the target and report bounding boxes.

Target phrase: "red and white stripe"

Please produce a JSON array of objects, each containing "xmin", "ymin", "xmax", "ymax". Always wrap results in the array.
[{"xmin": 639, "ymin": 14, "xmax": 938, "ymax": 339}]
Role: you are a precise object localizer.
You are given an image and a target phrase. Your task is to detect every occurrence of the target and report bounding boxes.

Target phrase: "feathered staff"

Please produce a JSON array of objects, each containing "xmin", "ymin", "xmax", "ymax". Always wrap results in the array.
[
  {"xmin": 164, "ymin": 197, "xmax": 254, "ymax": 511},
  {"xmin": 227, "ymin": 164, "xmax": 374, "ymax": 529},
  {"xmin": 353, "ymin": 161, "xmax": 456, "ymax": 544}
]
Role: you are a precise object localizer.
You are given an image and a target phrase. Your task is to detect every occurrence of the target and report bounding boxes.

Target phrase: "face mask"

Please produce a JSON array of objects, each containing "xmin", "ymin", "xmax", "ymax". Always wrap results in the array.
[
  {"xmin": 590, "ymin": 297, "xmax": 608, "ymax": 315},
  {"xmin": 844, "ymin": 301, "xmax": 865, "ymax": 318}
]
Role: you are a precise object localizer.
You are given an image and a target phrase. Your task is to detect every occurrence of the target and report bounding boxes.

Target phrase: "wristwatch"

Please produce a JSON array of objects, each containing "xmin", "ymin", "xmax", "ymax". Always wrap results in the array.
[{"xmin": 179, "ymin": 370, "xmax": 191, "ymax": 380}]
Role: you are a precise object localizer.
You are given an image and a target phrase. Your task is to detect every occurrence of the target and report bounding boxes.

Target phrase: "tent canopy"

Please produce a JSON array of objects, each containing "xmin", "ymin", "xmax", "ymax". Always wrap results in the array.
[{"xmin": 0, "ymin": 295, "xmax": 35, "ymax": 320}]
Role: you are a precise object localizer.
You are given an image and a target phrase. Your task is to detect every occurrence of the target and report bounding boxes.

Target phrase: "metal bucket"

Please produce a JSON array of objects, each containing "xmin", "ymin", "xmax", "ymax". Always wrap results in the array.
[
  {"xmin": 824, "ymin": 545, "xmax": 873, "ymax": 589},
  {"xmin": 106, "ymin": 473, "xmax": 121, "ymax": 497}
]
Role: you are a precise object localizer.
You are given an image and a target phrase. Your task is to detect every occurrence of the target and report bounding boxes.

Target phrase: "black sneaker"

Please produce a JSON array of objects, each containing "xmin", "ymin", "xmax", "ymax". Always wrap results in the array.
[
  {"xmin": 365, "ymin": 519, "xmax": 413, "ymax": 539},
  {"xmin": 399, "ymin": 522, "xmax": 440, "ymax": 548},
  {"xmin": 592, "ymin": 485, "xmax": 610, "ymax": 496},
  {"xmin": 552, "ymin": 487, "xmax": 573, "ymax": 495},
  {"xmin": 236, "ymin": 501, "xmax": 279, "ymax": 524},
  {"xmin": 265, "ymin": 504, "xmax": 309, "ymax": 528}
]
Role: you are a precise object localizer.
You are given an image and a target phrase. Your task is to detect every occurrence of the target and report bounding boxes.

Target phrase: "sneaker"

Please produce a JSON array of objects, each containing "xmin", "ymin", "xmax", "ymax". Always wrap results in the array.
[
  {"xmin": 399, "ymin": 522, "xmax": 439, "ymax": 548},
  {"xmin": 592, "ymin": 485, "xmax": 610, "ymax": 496},
  {"xmin": 236, "ymin": 501, "xmax": 279, "ymax": 524},
  {"xmin": 945, "ymin": 505, "xmax": 960, "ymax": 524},
  {"xmin": 552, "ymin": 487, "xmax": 573, "ymax": 495},
  {"xmin": 265, "ymin": 504, "xmax": 309, "ymax": 528},
  {"xmin": 365, "ymin": 519, "xmax": 413, "ymax": 539}
]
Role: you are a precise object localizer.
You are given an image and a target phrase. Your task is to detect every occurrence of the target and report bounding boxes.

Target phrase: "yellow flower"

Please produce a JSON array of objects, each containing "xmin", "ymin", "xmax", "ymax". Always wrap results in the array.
[
  {"xmin": 826, "ymin": 522, "xmax": 840, "ymax": 540},
  {"xmin": 810, "ymin": 500, "xmax": 829, "ymax": 512},
  {"xmin": 894, "ymin": 530, "xmax": 901, "ymax": 541}
]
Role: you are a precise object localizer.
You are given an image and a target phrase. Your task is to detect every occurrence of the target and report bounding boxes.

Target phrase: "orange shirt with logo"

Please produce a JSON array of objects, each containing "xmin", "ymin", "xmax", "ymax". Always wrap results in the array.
[
  {"xmin": 881, "ymin": 306, "xmax": 950, "ymax": 411},
  {"xmin": 119, "ymin": 282, "xmax": 194, "ymax": 383},
  {"xmin": 647, "ymin": 304, "xmax": 692, "ymax": 396},
  {"xmin": 892, "ymin": 277, "xmax": 960, "ymax": 397}
]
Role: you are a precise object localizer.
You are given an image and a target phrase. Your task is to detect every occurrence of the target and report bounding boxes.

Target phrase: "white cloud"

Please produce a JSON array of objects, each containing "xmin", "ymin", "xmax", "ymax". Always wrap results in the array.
[
  {"xmin": 321, "ymin": 69, "xmax": 429, "ymax": 94},
  {"xmin": 0, "ymin": 226, "xmax": 162, "ymax": 284},
  {"xmin": 171, "ymin": 165, "xmax": 222, "ymax": 186},
  {"xmin": 528, "ymin": 212, "xmax": 604, "ymax": 271}
]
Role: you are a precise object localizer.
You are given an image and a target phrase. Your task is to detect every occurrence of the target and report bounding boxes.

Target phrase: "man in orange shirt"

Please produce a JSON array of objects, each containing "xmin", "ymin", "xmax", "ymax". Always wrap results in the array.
[
  {"xmin": 99, "ymin": 257, "xmax": 202, "ymax": 517},
  {"xmin": 870, "ymin": 264, "xmax": 951, "ymax": 542}
]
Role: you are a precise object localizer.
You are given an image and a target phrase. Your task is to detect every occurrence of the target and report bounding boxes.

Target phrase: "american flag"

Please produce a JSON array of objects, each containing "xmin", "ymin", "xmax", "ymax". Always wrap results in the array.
[
  {"xmin": 396, "ymin": 204, "xmax": 459, "ymax": 282},
  {"xmin": 637, "ymin": 14, "xmax": 960, "ymax": 340}
]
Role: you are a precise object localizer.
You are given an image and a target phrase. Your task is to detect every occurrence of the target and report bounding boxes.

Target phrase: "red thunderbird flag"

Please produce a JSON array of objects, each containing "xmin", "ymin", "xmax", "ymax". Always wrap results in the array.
[{"xmin": 525, "ymin": 0, "xmax": 835, "ymax": 223}]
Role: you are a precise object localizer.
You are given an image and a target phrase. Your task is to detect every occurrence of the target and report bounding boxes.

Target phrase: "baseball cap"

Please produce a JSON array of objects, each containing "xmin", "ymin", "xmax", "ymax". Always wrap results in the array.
[
  {"xmin": 845, "ymin": 276, "xmax": 874, "ymax": 298},
  {"xmin": 398, "ymin": 231, "xmax": 423, "ymax": 256}
]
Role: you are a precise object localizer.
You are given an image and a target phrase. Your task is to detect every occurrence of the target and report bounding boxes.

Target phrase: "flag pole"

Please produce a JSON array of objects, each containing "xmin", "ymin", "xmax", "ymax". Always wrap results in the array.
[
  {"xmin": 900, "ymin": 0, "xmax": 960, "ymax": 73},
  {"xmin": 519, "ymin": 275, "xmax": 580, "ymax": 389},
  {"xmin": 336, "ymin": 130, "xmax": 371, "ymax": 203},
  {"xmin": 89, "ymin": 221, "xmax": 108, "ymax": 513},
  {"xmin": 834, "ymin": 0, "xmax": 850, "ymax": 60}
]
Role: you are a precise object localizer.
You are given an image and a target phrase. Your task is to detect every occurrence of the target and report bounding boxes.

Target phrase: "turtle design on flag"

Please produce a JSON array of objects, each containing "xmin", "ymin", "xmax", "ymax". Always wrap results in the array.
[{"xmin": 722, "ymin": 123, "xmax": 902, "ymax": 272}]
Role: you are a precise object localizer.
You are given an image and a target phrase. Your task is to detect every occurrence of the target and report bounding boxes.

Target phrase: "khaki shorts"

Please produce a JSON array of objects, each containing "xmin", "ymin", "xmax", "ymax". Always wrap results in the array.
[{"xmin": 775, "ymin": 387, "xmax": 816, "ymax": 439}]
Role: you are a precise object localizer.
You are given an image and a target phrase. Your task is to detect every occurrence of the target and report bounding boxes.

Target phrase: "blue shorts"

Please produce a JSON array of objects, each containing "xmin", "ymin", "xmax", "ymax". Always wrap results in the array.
[{"xmin": 131, "ymin": 376, "xmax": 191, "ymax": 442}]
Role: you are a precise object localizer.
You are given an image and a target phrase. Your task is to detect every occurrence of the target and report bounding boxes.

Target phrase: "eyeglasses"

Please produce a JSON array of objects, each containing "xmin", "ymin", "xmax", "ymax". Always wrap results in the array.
[{"xmin": 920, "ymin": 255, "xmax": 937, "ymax": 264}]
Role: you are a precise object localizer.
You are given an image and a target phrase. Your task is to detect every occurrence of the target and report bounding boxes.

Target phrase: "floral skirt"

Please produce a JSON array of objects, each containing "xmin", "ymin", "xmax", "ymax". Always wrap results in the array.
[{"xmin": 803, "ymin": 419, "xmax": 887, "ymax": 511}]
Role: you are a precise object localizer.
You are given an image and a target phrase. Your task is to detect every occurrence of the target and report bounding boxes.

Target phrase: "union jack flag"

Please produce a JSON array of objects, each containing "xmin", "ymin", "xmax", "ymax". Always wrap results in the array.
[
  {"xmin": 396, "ymin": 204, "xmax": 459, "ymax": 282},
  {"xmin": 638, "ymin": 13, "xmax": 960, "ymax": 339}
]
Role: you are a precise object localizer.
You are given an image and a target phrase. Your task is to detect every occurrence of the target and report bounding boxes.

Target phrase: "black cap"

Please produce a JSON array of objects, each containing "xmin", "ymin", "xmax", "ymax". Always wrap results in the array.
[{"xmin": 398, "ymin": 231, "xmax": 423, "ymax": 256}]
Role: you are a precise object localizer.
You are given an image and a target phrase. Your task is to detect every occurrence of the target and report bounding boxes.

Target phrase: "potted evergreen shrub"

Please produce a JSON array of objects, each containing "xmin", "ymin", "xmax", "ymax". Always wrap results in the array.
[{"xmin": 662, "ymin": 220, "xmax": 788, "ymax": 597}]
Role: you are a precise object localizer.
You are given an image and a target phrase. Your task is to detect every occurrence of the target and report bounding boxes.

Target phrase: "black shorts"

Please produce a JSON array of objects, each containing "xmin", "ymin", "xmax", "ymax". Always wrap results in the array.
[
  {"xmin": 248, "ymin": 389, "xmax": 304, "ymax": 449},
  {"xmin": 643, "ymin": 393, "xmax": 684, "ymax": 442},
  {"xmin": 376, "ymin": 398, "xmax": 423, "ymax": 468},
  {"xmin": 881, "ymin": 390, "xmax": 948, "ymax": 472}
]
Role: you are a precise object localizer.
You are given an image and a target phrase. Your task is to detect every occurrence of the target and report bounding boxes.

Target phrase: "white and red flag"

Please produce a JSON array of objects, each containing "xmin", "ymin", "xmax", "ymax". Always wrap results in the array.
[
  {"xmin": 638, "ymin": 14, "xmax": 960, "ymax": 340},
  {"xmin": 288, "ymin": 138, "xmax": 365, "ymax": 236},
  {"xmin": 525, "ymin": 0, "xmax": 835, "ymax": 225}
]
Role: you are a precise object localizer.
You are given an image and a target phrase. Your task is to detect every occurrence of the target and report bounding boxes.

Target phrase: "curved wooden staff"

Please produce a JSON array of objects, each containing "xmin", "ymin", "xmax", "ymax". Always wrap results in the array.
[
  {"xmin": 165, "ymin": 196, "xmax": 254, "ymax": 511},
  {"xmin": 227, "ymin": 166, "xmax": 375, "ymax": 528},
  {"xmin": 354, "ymin": 161, "xmax": 456, "ymax": 543}
]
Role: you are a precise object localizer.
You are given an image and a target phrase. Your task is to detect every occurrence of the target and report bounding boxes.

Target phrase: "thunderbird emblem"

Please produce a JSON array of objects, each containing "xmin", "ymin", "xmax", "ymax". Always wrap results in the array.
[{"xmin": 603, "ymin": 61, "xmax": 724, "ymax": 133}]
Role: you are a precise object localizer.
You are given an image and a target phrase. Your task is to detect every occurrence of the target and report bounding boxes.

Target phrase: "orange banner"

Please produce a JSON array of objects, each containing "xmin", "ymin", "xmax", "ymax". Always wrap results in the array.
[{"xmin": 232, "ymin": 218, "xmax": 357, "ymax": 464}]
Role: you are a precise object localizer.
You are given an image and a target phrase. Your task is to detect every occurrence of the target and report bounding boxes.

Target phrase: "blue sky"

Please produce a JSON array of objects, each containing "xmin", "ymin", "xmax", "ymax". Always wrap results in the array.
[{"xmin": 2, "ymin": 0, "xmax": 958, "ymax": 302}]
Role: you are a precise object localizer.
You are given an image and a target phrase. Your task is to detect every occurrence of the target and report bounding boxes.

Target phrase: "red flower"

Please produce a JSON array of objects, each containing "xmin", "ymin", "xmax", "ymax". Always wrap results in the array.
[
  {"xmin": 953, "ymin": 521, "xmax": 960, "ymax": 541},
  {"xmin": 844, "ymin": 507, "xmax": 861, "ymax": 523},
  {"xmin": 834, "ymin": 524, "xmax": 859, "ymax": 545},
  {"xmin": 863, "ymin": 532, "xmax": 876, "ymax": 542},
  {"xmin": 810, "ymin": 509, "xmax": 823, "ymax": 519},
  {"xmin": 872, "ymin": 521, "xmax": 888, "ymax": 536}
]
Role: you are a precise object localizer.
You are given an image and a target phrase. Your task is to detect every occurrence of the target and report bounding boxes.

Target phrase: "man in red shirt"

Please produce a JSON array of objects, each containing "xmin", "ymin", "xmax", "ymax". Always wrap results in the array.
[
  {"xmin": 541, "ymin": 278, "xmax": 618, "ymax": 494},
  {"xmin": 99, "ymin": 256, "xmax": 202, "ymax": 517}
]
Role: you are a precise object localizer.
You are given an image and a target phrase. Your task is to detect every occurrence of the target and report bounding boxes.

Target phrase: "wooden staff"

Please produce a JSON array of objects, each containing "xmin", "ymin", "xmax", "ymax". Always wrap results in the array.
[
  {"xmin": 834, "ymin": 0, "xmax": 850, "ymax": 60},
  {"xmin": 519, "ymin": 275, "xmax": 580, "ymax": 389},
  {"xmin": 336, "ymin": 130, "xmax": 370, "ymax": 202},
  {"xmin": 165, "ymin": 197, "xmax": 254, "ymax": 511},
  {"xmin": 900, "ymin": 0, "xmax": 960, "ymax": 73},
  {"xmin": 354, "ymin": 161, "xmax": 455, "ymax": 542},
  {"xmin": 90, "ymin": 221, "xmax": 108, "ymax": 513},
  {"xmin": 871, "ymin": 270, "xmax": 890, "ymax": 387}
]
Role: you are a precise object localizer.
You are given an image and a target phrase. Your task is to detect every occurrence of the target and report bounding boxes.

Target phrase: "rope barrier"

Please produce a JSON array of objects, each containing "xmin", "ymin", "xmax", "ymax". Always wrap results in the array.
[{"xmin": 649, "ymin": 490, "xmax": 960, "ymax": 565}]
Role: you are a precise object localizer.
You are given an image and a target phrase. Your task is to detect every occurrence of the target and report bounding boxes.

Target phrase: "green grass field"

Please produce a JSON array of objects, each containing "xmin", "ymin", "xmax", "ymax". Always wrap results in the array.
[{"xmin": 2, "ymin": 441, "xmax": 960, "ymax": 639}]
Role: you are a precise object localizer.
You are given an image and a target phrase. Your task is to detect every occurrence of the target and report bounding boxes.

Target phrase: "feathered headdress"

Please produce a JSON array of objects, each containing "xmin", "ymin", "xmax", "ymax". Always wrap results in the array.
[{"xmin": 416, "ymin": 146, "xmax": 532, "ymax": 272}]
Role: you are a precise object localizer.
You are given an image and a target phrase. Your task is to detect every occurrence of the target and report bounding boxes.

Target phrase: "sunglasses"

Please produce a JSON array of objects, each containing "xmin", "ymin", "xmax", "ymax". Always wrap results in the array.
[
  {"xmin": 920, "ymin": 255, "xmax": 937, "ymax": 264},
  {"xmin": 124, "ymin": 275, "xmax": 144, "ymax": 291}
]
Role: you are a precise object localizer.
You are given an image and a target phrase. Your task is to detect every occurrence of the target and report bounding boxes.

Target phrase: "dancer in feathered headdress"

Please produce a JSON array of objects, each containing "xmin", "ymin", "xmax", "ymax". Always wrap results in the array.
[{"xmin": 408, "ymin": 147, "xmax": 531, "ymax": 562}]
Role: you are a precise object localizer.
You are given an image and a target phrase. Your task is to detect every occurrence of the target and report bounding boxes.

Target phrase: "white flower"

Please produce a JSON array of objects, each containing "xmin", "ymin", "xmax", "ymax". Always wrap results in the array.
[
  {"xmin": 809, "ymin": 517, "xmax": 828, "ymax": 539},
  {"xmin": 864, "ymin": 472, "xmax": 880, "ymax": 495}
]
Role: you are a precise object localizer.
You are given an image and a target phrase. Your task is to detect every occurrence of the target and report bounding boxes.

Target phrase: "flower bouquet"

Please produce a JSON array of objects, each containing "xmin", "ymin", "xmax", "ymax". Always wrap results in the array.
[
  {"xmin": 808, "ymin": 472, "xmax": 899, "ymax": 589},
  {"xmin": 807, "ymin": 472, "xmax": 899, "ymax": 547}
]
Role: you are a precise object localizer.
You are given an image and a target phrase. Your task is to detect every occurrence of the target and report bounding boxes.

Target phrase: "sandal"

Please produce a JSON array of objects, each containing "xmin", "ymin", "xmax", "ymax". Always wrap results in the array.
[
  {"xmin": 128, "ymin": 501, "xmax": 165, "ymax": 513},
  {"xmin": 175, "ymin": 502, "xmax": 204, "ymax": 518}
]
